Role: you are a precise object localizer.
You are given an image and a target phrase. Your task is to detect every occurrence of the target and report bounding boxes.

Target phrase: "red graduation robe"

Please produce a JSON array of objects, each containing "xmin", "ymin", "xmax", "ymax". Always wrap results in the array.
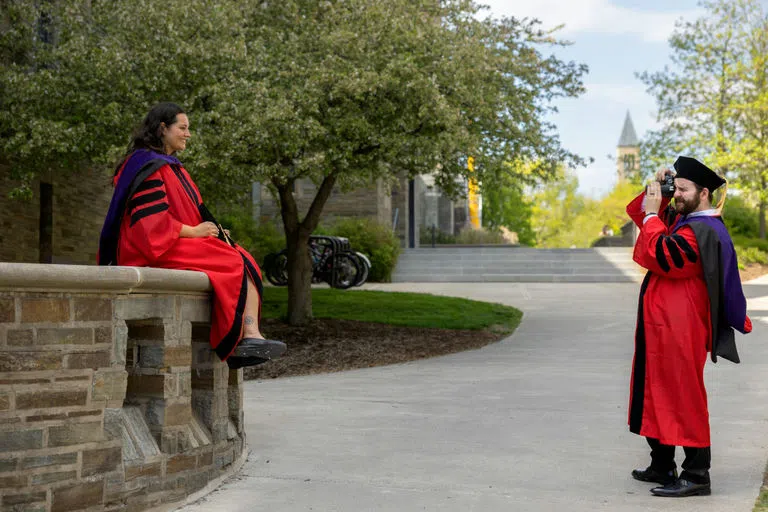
[
  {"xmin": 115, "ymin": 160, "xmax": 262, "ymax": 361},
  {"xmin": 626, "ymin": 192, "xmax": 711, "ymax": 447}
]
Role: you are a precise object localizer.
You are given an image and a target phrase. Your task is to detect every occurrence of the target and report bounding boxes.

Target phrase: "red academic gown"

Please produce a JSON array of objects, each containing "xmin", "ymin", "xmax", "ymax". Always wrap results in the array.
[
  {"xmin": 114, "ymin": 161, "xmax": 262, "ymax": 361},
  {"xmin": 626, "ymin": 192, "xmax": 712, "ymax": 447}
]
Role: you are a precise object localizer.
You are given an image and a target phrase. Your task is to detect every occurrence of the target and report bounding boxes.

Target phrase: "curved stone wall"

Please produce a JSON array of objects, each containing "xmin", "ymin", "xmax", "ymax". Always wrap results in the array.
[{"xmin": 0, "ymin": 264, "xmax": 246, "ymax": 511}]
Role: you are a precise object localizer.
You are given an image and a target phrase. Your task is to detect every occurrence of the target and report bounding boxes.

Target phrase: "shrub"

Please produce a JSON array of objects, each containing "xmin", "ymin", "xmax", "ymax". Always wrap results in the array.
[
  {"xmin": 455, "ymin": 227, "xmax": 506, "ymax": 245},
  {"xmin": 217, "ymin": 211, "xmax": 285, "ymax": 265},
  {"xmin": 735, "ymin": 245, "xmax": 768, "ymax": 267},
  {"xmin": 419, "ymin": 227, "xmax": 457, "ymax": 245},
  {"xmin": 732, "ymin": 235, "xmax": 768, "ymax": 253},
  {"xmin": 722, "ymin": 196, "xmax": 760, "ymax": 238},
  {"xmin": 323, "ymin": 218, "xmax": 401, "ymax": 282}
]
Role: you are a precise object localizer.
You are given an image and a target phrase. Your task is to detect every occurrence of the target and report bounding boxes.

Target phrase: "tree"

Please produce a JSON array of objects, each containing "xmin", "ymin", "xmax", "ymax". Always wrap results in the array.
[
  {"xmin": 1, "ymin": 0, "xmax": 588, "ymax": 325},
  {"xmin": 203, "ymin": 0, "xmax": 588, "ymax": 324},
  {"xmin": 0, "ymin": 0, "xmax": 248, "ymax": 200},
  {"xmin": 638, "ymin": 0, "xmax": 768, "ymax": 237}
]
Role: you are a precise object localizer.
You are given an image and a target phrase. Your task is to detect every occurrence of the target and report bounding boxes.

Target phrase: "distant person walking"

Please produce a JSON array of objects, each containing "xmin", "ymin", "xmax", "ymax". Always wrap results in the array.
[
  {"xmin": 98, "ymin": 102, "xmax": 285, "ymax": 369},
  {"xmin": 624, "ymin": 156, "xmax": 751, "ymax": 497}
]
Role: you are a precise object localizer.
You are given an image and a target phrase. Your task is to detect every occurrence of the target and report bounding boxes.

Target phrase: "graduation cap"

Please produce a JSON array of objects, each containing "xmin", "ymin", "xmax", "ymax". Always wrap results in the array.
[{"xmin": 673, "ymin": 156, "xmax": 726, "ymax": 192}]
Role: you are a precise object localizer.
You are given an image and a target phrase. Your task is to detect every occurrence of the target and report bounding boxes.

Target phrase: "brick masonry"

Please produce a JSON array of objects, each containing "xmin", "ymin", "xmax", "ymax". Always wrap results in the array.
[{"xmin": 0, "ymin": 282, "xmax": 246, "ymax": 511}]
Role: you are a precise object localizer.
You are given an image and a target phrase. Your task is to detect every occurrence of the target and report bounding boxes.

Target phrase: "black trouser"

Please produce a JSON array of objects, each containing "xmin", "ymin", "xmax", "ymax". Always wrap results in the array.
[{"xmin": 647, "ymin": 437, "xmax": 711, "ymax": 483}]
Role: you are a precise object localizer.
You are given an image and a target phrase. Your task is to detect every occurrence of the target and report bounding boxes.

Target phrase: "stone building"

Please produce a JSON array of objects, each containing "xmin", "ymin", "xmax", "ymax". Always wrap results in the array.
[{"xmin": 0, "ymin": 166, "xmax": 113, "ymax": 265}]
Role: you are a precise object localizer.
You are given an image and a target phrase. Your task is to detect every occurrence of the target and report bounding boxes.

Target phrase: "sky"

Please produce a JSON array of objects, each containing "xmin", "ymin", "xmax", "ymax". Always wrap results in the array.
[{"xmin": 480, "ymin": 0, "xmax": 706, "ymax": 197}]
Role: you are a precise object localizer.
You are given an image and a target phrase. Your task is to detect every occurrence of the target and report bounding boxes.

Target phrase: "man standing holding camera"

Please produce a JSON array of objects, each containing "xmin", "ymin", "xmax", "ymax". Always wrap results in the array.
[{"xmin": 625, "ymin": 156, "xmax": 752, "ymax": 498}]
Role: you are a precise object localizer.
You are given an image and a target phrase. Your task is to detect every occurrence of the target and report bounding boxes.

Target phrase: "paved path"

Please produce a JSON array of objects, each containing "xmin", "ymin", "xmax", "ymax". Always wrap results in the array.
[{"xmin": 182, "ymin": 282, "xmax": 768, "ymax": 512}]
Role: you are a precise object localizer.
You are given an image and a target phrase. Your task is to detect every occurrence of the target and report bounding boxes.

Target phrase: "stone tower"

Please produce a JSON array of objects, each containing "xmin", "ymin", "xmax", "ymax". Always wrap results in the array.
[{"xmin": 617, "ymin": 111, "xmax": 640, "ymax": 182}]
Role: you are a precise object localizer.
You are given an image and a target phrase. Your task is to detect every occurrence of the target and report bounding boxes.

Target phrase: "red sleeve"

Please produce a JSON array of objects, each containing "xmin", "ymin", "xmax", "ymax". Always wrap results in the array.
[
  {"xmin": 626, "ymin": 191, "xmax": 672, "ymax": 228},
  {"xmin": 125, "ymin": 169, "xmax": 182, "ymax": 262},
  {"xmin": 633, "ymin": 219, "xmax": 702, "ymax": 278}
]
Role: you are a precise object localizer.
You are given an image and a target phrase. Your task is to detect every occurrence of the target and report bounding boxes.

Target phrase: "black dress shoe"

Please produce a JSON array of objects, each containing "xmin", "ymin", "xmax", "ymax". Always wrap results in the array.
[
  {"xmin": 631, "ymin": 466, "xmax": 678, "ymax": 485},
  {"xmin": 650, "ymin": 478, "xmax": 711, "ymax": 497},
  {"xmin": 227, "ymin": 338, "xmax": 287, "ymax": 369}
]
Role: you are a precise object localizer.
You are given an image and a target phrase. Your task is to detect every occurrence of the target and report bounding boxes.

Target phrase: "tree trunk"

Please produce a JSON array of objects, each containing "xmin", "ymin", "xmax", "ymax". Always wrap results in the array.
[
  {"xmin": 275, "ymin": 172, "xmax": 338, "ymax": 325},
  {"xmin": 285, "ymin": 229, "xmax": 314, "ymax": 325}
]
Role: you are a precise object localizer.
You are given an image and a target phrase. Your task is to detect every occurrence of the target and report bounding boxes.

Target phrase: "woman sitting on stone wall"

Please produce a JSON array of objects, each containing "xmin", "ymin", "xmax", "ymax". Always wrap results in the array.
[{"xmin": 98, "ymin": 102, "xmax": 285, "ymax": 369}]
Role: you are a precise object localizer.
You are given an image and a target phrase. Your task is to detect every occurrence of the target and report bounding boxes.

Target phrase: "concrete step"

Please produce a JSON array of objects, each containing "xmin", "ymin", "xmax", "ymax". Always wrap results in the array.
[{"xmin": 392, "ymin": 247, "xmax": 644, "ymax": 283}]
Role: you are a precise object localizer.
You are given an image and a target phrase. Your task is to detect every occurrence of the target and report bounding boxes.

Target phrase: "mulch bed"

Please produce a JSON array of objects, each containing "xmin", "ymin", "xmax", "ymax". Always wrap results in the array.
[{"xmin": 244, "ymin": 318, "xmax": 506, "ymax": 380}]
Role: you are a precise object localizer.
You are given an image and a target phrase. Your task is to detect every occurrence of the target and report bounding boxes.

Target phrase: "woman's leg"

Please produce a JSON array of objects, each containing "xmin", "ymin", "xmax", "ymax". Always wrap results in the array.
[{"xmin": 241, "ymin": 276, "xmax": 264, "ymax": 339}]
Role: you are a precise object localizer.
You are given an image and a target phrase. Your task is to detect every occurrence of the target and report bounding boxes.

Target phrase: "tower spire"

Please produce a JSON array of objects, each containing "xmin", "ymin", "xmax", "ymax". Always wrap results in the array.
[{"xmin": 618, "ymin": 110, "xmax": 639, "ymax": 147}]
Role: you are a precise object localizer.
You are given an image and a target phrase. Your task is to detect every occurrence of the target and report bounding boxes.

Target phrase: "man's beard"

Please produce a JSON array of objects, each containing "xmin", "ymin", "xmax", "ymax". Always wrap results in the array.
[{"xmin": 675, "ymin": 194, "xmax": 701, "ymax": 216}]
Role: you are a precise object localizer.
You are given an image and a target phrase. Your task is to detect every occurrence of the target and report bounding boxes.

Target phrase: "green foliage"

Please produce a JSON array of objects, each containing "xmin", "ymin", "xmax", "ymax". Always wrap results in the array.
[
  {"xmin": 260, "ymin": 288, "xmax": 523, "ymax": 332},
  {"xmin": 455, "ymin": 228, "xmax": 506, "ymax": 245},
  {"xmin": 320, "ymin": 218, "xmax": 401, "ymax": 282},
  {"xmin": 735, "ymin": 245, "xmax": 768, "ymax": 267},
  {"xmin": 530, "ymin": 173, "xmax": 638, "ymax": 248},
  {"xmin": 733, "ymin": 235, "xmax": 768, "ymax": 253},
  {"xmin": 638, "ymin": 0, "xmax": 768, "ymax": 236},
  {"xmin": 722, "ymin": 195, "xmax": 760, "ymax": 238},
  {"xmin": 482, "ymin": 161, "xmax": 536, "ymax": 246},
  {"xmin": 216, "ymin": 209, "xmax": 285, "ymax": 265}
]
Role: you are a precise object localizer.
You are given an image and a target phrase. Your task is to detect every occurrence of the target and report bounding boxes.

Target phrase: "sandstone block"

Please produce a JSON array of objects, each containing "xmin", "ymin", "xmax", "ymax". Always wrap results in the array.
[
  {"xmin": 21, "ymin": 452, "xmax": 77, "ymax": 469},
  {"xmin": 0, "ymin": 352, "xmax": 62, "ymax": 372},
  {"xmin": 127, "ymin": 374, "xmax": 167, "ymax": 396},
  {"xmin": 6, "ymin": 329, "xmax": 33, "ymax": 346},
  {"xmin": 3, "ymin": 491, "xmax": 46, "ymax": 506},
  {"xmin": 92, "ymin": 370, "xmax": 128, "ymax": 402},
  {"xmin": 95, "ymin": 326, "xmax": 113, "ymax": 344},
  {"xmin": 0, "ymin": 473, "xmax": 27, "ymax": 488},
  {"xmin": 30, "ymin": 470, "xmax": 77, "ymax": 485},
  {"xmin": 0, "ymin": 429, "xmax": 43, "ymax": 452},
  {"xmin": 21, "ymin": 298, "xmax": 69, "ymax": 323},
  {"xmin": 52, "ymin": 480, "xmax": 104, "ymax": 512},
  {"xmin": 74, "ymin": 298, "xmax": 113, "ymax": 321},
  {"xmin": 65, "ymin": 351, "xmax": 110, "ymax": 370},
  {"xmin": 164, "ymin": 345, "xmax": 191, "ymax": 367},
  {"xmin": 0, "ymin": 393, "xmax": 8, "ymax": 411},
  {"xmin": 48, "ymin": 421, "xmax": 104, "ymax": 447},
  {"xmin": 16, "ymin": 390, "xmax": 87, "ymax": 410},
  {"xmin": 124, "ymin": 461, "xmax": 161, "ymax": 481},
  {"xmin": 82, "ymin": 446, "xmax": 122, "ymax": 477},
  {"xmin": 198, "ymin": 450, "xmax": 213, "ymax": 467},
  {"xmin": 0, "ymin": 298, "xmax": 14, "ymax": 323},
  {"xmin": 166, "ymin": 453, "xmax": 196, "ymax": 474},
  {"xmin": 37, "ymin": 327, "xmax": 93, "ymax": 345}
]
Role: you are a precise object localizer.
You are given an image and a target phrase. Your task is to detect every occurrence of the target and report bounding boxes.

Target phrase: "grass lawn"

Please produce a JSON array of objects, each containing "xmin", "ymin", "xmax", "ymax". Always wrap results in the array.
[{"xmin": 260, "ymin": 287, "xmax": 522, "ymax": 333}]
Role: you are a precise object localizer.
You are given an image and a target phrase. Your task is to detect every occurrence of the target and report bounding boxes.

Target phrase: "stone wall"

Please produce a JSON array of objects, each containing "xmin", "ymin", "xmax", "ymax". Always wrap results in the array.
[
  {"xmin": 0, "ymin": 167, "xmax": 113, "ymax": 265},
  {"xmin": 258, "ymin": 179, "xmax": 392, "ymax": 227},
  {"xmin": 0, "ymin": 264, "xmax": 246, "ymax": 511}
]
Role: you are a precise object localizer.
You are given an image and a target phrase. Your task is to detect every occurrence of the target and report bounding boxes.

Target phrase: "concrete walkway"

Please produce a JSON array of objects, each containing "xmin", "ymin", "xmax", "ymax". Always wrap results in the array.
[{"xmin": 181, "ymin": 282, "xmax": 768, "ymax": 512}]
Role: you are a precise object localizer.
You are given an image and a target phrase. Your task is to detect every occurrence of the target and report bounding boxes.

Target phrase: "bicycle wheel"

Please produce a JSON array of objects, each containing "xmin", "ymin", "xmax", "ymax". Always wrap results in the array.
[
  {"xmin": 353, "ymin": 252, "xmax": 370, "ymax": 287},
  {"xmin": 265, "ymin": 251, "xmax": 288, "ymax": 286},
  {"xmin": 331, "ymin": 252, "xmax": 360, "ymax": 289}
]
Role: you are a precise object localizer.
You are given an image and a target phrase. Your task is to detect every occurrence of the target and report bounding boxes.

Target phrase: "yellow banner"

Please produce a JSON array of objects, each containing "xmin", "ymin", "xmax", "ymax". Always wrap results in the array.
[{"xmin": 467, "ymin": 157, "xmax": 481, "ymax": 228}]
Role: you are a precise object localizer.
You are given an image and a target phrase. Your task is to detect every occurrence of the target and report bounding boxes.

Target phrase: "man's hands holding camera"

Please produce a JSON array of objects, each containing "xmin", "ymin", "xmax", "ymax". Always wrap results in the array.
[{"xmin": 646, "ymin": 168, "xmax": 675, "ymax": 214}]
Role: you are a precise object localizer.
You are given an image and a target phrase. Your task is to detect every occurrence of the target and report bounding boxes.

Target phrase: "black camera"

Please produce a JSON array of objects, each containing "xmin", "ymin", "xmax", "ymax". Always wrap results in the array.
[{"xmin": 660, "ymin": 174, "xmax": 675, "ymax": 197}]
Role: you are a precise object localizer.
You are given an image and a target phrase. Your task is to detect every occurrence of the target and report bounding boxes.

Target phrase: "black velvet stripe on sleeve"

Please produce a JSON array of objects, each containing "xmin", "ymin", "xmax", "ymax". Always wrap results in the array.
[
  {"xmin": 655, "ymin": 237, "xmax": 671, "ymax": 272},
  {"xmin": 671, "ymin": 234, "xmax": 698, "ymax": 263},
  {"xmin": 135, "ymin": 179, "xmax": 163, "ymax": 194},
  {"xmin": 130, "ymin": 203, "xmax": 169, "ymax": 226},
  {"xmin": 128, "ymin": 190, "xmax": 166, "ymax": 214},
  {"xmin": 664, "ymin": 237, "xmax": 685, "ymax": 269}
]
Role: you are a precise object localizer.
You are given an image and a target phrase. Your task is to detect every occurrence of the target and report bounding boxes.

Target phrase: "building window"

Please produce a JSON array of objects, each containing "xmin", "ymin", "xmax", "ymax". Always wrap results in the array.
[{"xmin": 623, "ymin": 154, "xmax": 636, "ymax": 172}]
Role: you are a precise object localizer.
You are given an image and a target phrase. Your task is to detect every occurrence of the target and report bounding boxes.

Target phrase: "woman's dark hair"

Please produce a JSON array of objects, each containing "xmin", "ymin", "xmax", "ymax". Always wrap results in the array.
[{"xmin": 114, "ymin": 102, "xmax": 185, "ymax": 175}]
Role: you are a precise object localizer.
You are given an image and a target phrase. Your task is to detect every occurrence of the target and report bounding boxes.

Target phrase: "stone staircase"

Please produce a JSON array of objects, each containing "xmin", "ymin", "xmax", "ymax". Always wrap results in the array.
[{"xmin": 391, "ymin": 247, "xmax": 644, "ymax": 283}]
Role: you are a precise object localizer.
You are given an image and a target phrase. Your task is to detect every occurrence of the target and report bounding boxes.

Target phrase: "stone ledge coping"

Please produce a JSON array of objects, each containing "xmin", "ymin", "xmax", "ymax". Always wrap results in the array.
[{"xmin": 0, "ymin": 263, "xmax": 211, "ymax": 293}]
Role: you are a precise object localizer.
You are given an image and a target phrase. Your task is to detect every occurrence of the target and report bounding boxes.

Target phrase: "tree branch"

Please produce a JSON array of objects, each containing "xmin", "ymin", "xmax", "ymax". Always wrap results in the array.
[{"xmin": 300, "ymin": 172, "xmax": 337, "ymax": 234}]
